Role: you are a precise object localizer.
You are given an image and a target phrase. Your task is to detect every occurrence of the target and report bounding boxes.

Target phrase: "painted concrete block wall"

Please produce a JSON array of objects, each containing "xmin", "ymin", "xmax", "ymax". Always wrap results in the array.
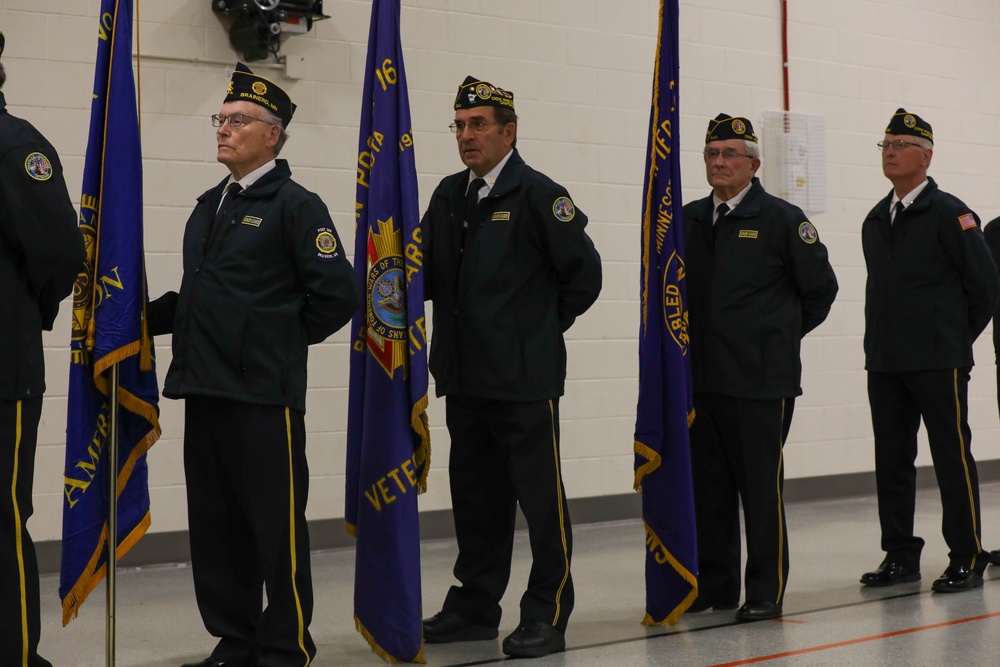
[{"xmin": 2, "ymin": 0, "xmax": 998, "ymax": 543}]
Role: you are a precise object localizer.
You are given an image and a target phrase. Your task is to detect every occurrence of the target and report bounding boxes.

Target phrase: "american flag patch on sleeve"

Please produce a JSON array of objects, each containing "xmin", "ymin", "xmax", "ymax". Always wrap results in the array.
[{"xmin": 958, "ymin": 213, "xmax": 977, "ymax": 230}]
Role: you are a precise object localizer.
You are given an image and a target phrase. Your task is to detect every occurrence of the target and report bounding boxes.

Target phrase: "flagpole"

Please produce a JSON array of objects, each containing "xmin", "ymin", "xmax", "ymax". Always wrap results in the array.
[{"xmin": 106, "ymin": 364, "xmax": 119, "ymax": 667}]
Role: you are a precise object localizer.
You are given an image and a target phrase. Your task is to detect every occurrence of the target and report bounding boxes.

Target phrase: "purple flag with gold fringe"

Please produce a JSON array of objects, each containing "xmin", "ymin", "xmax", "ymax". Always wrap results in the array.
[
  {"xmin": 345, "ymin": 0, "xmax": 429, "ymax": 662},
  {"xmin": 60, "ymin": 0, "xmax": 160, "ymax": 624},
  {"xmin": 633, "ymin": 0, "xmax": 699, "ymax": 626}
]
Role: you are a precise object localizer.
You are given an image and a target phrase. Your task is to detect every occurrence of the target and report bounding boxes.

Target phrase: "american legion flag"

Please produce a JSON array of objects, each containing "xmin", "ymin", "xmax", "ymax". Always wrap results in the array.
[
  {"xmin": 345, "ymin": 0, "xmax": 429, "ymax": 662},
  {"xmin": 60, "ymin": 0, "xmax": 161, "ymax": 624},
  {"xmin": 633, "ymin": 0, "xmax": 699, "ymax": 626}
]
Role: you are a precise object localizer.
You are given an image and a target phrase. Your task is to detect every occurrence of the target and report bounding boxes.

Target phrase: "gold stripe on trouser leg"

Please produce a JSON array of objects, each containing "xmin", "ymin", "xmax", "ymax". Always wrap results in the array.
[
  {"xmin": 549, "ymin": 400, "xmax": 571, "ymax": 626},
  {"xmin": 11, "ymin": 401, "xmax": 28, "ymax": 666},
  {"xmin": 775, "ymin": 399, "xmax": 786, "ymax": 604},
  {"xmin": 285, "ymin": 408, "xmax": 310, "ymax": 665},
  {"xmin": 953, "ymin": 369, "xmax": 983, "ymax": 565}
]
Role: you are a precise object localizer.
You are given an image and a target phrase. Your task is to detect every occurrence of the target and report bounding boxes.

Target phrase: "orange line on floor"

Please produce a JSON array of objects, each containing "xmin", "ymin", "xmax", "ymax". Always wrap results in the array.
[
  {"xmin": 707, "ymin": 611, "xmax": 1000, "ymax": 667},
  {"xmin": 770, "ymin": 618, "xmax": 807, "ymax": 624}
]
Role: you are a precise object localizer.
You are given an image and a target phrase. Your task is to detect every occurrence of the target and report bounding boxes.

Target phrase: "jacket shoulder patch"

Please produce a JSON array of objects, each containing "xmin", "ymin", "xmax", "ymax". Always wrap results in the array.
[
  {"xmin": 958, "ymin": 213, "xmax": 977, "ymax": 230},
  {"xmin": 798, "ymin": 221, "xmax": 818, "ymax": 244},
  {"xmin": 25, "ymin": 152, "xmax": 53, "ymax": 181},
  {"xmin": 552, "ymin": 196, "xmax": 575, "ymax": 222}
]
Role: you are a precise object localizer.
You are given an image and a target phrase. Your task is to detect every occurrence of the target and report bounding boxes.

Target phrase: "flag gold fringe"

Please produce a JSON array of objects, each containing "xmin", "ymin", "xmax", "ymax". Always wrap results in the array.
[
  {"xmin": 354, "ymin": 614, "xmax": 426, "ymax": 664},
  {"xmin": 411, "ymin": 393, "xmax": 430, "ymax": 493},
  {"xmin": 633, "ymin": 440, "xmax": 661, "ymax": 491},
  {"xmin": 61, "ymin": 509, "xmax": 151, "ymax": 626},
  {"xmin": 640, "ymin": 520, "xmax": 699, "ymax": 626},
  {"xmin": 345, "ymin": 520, "xmax": 357, "ymax": 537}
]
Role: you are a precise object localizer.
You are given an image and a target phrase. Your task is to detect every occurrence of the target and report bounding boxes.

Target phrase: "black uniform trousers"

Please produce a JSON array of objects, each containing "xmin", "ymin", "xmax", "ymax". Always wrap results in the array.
[
  {"xmin": 184, "ymin": 397, "xmax": 315, "ymax": 667},
  {"xmin": 442, "ymin": 396, "xmax": 574, "ymax": 632},
  {"xmin": 690, "ymin": 393, "xmax": 794, "ymax": 605},
  {"xmin": 868, "ymin": 369, "xmax": 984, "ymax": 571},
  {"xmin": 0, "ymin": 398, "xmax": 49, "ymax": 667}
]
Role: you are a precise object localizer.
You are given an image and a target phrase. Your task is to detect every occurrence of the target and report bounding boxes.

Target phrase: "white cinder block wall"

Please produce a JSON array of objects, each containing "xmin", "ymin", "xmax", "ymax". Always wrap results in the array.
[{"xmin": 3, "ymin": 0, "xmax": 999, "ymax": 544}]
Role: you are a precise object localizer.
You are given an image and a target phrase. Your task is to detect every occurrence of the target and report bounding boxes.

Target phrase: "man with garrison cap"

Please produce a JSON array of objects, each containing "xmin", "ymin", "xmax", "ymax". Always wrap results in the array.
[
  {"xmin": 683, "ymin": 114, "xmax": 838, "ymax": 622},
  {"xmin": 0, "ymin": 31, "xmax": 85, "ymax": 667},
  {"xmin": 860, "ymin": 108, "xmax": 999, "ymax": 593},
  {"xmin": 147, "ymin": 63, "xmax": 359, "ymax": 667},
  {"xmin": 420, "ymin": 76, "xmax": 602, "ymax": 658}
]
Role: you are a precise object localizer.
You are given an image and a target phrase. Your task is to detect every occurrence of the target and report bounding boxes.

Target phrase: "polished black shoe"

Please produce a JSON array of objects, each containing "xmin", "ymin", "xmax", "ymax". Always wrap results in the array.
[
  {"xmin": 989, "ymin": 550, "xmax": 1000, "ymax": 567},
  {"xmin": 687, "ymin": 596, "xmax": 739, "ymax": 613},
  {"xmin": 502, "ymin": 621, "xmax": 566, "ymax": 658},
  {"xmin": 735, "ymin": 600, "xmax": 782, "ymax": 622},
  {"xmin": 422, "ymin": 610, "xmax": 498, "ymax": 643},
  {"xmin": 180, "ymin": 659, "xmax": 227, "ymax": 667},
  {"xmin": 931, "ymin": 564, "xmax": 984, "ymax": 593},
  {"xmin": 860, "ymin": 561, "xmax": 920, "ymax": 587}
]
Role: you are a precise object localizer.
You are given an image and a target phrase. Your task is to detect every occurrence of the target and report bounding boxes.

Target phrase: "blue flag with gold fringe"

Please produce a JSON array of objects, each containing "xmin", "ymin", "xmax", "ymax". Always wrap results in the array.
[
  {"xmin": 345, "ymin": 0, "xmax": 429, "ymax": 662},
  {"xmin": 60, "ymin": 0, "xmax": 160, "ymax": 625},
  {"xmin": 633, "ymin": 0, "xmax": 698, "ymax": 626}
]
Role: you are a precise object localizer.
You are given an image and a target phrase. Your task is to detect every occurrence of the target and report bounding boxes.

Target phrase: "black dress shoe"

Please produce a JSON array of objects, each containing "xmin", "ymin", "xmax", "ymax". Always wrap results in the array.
[
  {"xmin": 180, "ymin": 659, "xmax": 227, "ymax": 667},
  {"xmin": 687, "ymin": 597, "xmax": 739, "ymax": 613},
  {"xmin": 502, "ymin": 621, "xmax": 565, "ymax": 658},
  {"xmin": 988, "ymin": 550, "xmax": 1000, "ymax": 567},
  {"xmin": 735, "ymin": 601, "xmax": 782, "ymax": 622},
  {"xmin": 931, "ymin": 564, "xmax": 984, "ymax": 593},
  {"xmin": 860, "ymin": 561, "xmax": 920, "ymax": 587},
  {"xmin": 422, "ymin": 610, "xmax": 498, "ymax": 643}
]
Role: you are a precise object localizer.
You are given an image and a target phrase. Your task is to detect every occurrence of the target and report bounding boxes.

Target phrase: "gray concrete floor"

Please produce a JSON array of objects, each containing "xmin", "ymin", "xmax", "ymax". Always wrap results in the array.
[{"xmin": 38, "ymin": 482, "xmax": 1000, "ymax": 666}]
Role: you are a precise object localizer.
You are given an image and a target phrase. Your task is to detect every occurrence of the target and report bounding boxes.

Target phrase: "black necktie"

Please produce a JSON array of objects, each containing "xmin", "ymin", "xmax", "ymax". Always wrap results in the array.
[
  {"xmin": 711, "ymin": 202, "xmax": 729, "ymax": 246},
  {"xmin": 212, "ymin": 182, "xmax": 243, "ymax": 238},
  {"xmin": 463, "ymin": 178, "xmax": 486, "ymax": 246},
  {"xmin": 892, "ymin": 200, "xmax": 903, "ymax": 224},
  {"xmin": 715, "ymin": 202, "xmax": 730, "ymax": 221}
]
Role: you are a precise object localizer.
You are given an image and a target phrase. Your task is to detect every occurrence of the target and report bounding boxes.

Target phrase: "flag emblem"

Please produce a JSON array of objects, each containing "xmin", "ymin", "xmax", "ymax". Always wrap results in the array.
[{"xmin": 959, "ymin": 213, "xmax": 977, "ymax": 230}]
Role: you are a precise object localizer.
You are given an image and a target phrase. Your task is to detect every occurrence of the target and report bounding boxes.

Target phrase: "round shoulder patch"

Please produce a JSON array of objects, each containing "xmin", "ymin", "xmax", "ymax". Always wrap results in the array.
[
  {"xmin": 316, "ymin": 230, "xmax": 338, "ymax": 254},
  {"xmin": 552, "ymin": 196, "xmax": 576, "ymax": 223},
  {"xmin": 798, "ymin": 221, "xmax": 818, "ymax": 244},
  {"xmin": 25, "ymin": 152, "xmax": 53, "ymax": 181}
]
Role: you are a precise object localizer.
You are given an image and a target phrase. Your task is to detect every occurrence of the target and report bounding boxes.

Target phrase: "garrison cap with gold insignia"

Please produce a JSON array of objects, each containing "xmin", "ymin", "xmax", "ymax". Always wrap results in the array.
[
  {"xmin": 454, "ymin": 75, "xmax": 515, "ymax": 112},
  {"xmin": 885, "ymin": 108, "xmax": 933, "ymax": 144},
  {"xmin": 706, "ymin": 113, "xmax": 758, "ymax": 144},
  {"xmin": 224, "ymin": 62, "xmax": 296, "ymax": 126}
]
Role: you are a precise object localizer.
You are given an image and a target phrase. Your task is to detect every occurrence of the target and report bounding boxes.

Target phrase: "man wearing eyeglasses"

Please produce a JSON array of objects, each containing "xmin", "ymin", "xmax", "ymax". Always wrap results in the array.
[
  {"xmin": 147, "ymin": 63, "xmax": 359, "ymax": 667},
  {"xmin": 419, "ymin": 76, "xmax": 601, "ymax": 658},
  {"xmin": 683, "ymin": 114, "xmax": 838, "ymax": 622},
  {"xmin": 860, "ymin": 108, "xmax": 999, "ymax": 594}
]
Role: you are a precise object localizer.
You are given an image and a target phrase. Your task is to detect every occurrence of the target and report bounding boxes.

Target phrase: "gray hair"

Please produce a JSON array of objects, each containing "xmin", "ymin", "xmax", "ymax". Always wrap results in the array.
[
  {"xmin": 914, "ymin": 136, "xmax": 933, "ymax": 151},
  {"xmin": 258, "ymin": 106, "xmax": 288, "ymax": 156},
  {"xmin": 744, "ymin": 140, "xmax": 760, "ymax": 159}
]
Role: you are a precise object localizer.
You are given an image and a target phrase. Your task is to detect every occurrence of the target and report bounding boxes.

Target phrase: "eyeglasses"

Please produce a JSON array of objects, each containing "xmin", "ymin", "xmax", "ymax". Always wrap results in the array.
[
  {"xmin": 211, "ymin": 113, "xmax": 275, "ymax": 128},
  {"xmin": 703, "ymin": 148, "xmax": 752, "ymax": 161},
  {"xmin": 449, "ymin": 120, "xmax": 502, "ymax": 134},
  {"xmin": 876, "ymin": 140, "xmax": 923, "ymax": 152}
]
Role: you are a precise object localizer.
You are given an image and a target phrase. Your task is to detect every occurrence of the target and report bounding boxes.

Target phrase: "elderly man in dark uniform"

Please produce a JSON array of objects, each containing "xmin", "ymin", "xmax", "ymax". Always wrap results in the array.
[
  {"xmin": 861, "ymin": 109, "xmax": 999, "ymax": 593},
  {"xmin": 683, "ymin": 114, "xmax": 838, "ymax": 622},
  {"xmin": 420, "ymin": 76, "xmax": 602, "ymax": 659},
  {"xmin": 0, "ymin": 32, "xmax": 85, "ymax": 667},
  {"xmin": 148, "ymin": 63, "xmax": 359, "ymax": 667}
]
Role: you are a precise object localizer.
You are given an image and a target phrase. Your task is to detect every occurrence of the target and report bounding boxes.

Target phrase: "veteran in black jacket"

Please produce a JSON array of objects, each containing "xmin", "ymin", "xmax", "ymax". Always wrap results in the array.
[
  {"xmin": 0, "ymin": 34, "xmax": 85, "ymax": 667},
  {"xmin": 683, "ymin": 114, "xmax": 838, "ymax": 623},
  {"xmin": 148, "ymin": 64, "xmax": 358, "ymax": 667},
  {"xmin": 420, "ymin": 76, "xmax": 601, "ymax": 659},
  {"xmin": 859, "ymin": 109, "xmax": 999, "ymax": 594}
]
